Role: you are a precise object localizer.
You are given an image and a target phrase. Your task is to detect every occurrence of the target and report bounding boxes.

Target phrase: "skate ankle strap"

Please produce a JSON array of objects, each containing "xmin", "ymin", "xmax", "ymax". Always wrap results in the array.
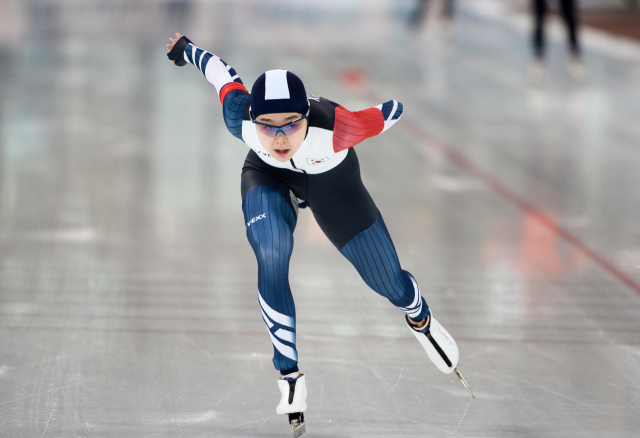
[
  {"xmin": 406, "ymin": 314, "xmax": 431, "ymax": 333},
  {"xmin": 281, "ymin": 372, "xmax": 303, "ymax": 381}
]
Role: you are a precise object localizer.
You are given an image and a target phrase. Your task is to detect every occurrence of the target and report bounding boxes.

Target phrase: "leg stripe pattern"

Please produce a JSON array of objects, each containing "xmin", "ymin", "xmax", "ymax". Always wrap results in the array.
[
  {"xmin": 399, "ymin": 273, "xmax": 424, "ymax": 319},
  {"xmin": 259, "ymin": 289, "xmax": 297, "ymax": 360},
  {"xmin": 259, "ymin": 292, "xmax": 295, "ymax": 328},
  {"xmin": 339, "ymin": 213, "xmax": 430, "ymax": 322},
  {"xmin": 263, "ymin": 316, "xmax": 298, "ymax": 362}
]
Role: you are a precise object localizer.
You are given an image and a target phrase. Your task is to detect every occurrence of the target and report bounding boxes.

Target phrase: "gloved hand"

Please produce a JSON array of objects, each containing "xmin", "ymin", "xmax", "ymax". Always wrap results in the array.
[{"xmin": 166, "ymin": 32, "xmax": 192, "ymax": 66}]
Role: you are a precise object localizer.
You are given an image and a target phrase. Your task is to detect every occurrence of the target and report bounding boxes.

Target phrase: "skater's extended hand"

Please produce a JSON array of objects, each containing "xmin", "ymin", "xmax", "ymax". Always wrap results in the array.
[{"xmin": 167, "ymin": 32, "xmax": 184, "ymax": 64}]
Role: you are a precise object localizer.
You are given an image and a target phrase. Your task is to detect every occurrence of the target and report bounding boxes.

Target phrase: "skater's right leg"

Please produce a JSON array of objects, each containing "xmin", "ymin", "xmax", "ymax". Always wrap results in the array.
[
  {"xmin": 241, "ymin": 155, "xmax": 310, "ymax": 428},
  {"xmin": 242, "ymin": 185, "xmax": 300, "ymax": 374}
]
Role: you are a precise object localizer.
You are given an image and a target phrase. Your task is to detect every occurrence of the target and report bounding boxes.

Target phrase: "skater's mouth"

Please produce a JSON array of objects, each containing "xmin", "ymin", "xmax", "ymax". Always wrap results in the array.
[{"xmin": 274, "ymin": 148, "xmax": 290, "ymax": 157}]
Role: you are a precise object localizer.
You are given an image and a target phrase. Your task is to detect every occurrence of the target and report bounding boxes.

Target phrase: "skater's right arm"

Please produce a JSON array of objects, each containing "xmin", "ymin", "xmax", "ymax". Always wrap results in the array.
[{"xmin": 166, "ymin": 33, "xmax": 249, "ymax": 141}]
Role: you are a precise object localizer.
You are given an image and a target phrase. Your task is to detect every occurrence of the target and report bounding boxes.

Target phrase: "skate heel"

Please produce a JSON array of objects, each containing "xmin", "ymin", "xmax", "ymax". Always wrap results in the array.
[{"xmin": 288, "ymin": 412, "xmax": 306, "ymax": 438}]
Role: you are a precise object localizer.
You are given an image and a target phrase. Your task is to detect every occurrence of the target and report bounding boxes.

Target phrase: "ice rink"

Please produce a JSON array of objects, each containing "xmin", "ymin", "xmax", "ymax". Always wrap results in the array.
[{"xmin": 1, "ymin": 0, "xmax": 640, "ymax": 436}]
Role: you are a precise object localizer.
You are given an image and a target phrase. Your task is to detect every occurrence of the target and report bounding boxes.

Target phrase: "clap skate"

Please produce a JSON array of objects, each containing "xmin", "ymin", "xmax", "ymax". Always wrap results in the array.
[
  {"xmin": 406, "ymin": 313, "xmax": 475, "ymax": 398},
  {"xmin": 277, "ymin": 373, "xmax": 307, "ymax": 437}
]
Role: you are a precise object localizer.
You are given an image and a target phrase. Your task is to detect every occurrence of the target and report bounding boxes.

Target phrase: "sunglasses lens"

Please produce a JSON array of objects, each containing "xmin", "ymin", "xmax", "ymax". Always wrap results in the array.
[
  {"xmin": 257, "ymin": 124, "xmax": 279, "ymax": 137},
  {"xmin": 281, "ymin": 121, "xmax": 301, "ymax": 135},
  {"xmin": 256, "ymin": 119, "xmax": 304, "ymax": 137}
]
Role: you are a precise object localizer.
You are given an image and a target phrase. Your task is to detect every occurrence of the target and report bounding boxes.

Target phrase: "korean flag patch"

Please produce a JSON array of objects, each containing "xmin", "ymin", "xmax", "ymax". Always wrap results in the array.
[{"xmin": 306, "ymin": 157, "xmax": 330, "ymax": 165}]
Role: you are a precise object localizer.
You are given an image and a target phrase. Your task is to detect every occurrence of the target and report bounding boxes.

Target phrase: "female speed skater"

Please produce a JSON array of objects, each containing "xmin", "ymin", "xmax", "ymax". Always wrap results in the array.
[{"xmin": 166, "ymin": 32, "xmax": 473, "ymax": 436}]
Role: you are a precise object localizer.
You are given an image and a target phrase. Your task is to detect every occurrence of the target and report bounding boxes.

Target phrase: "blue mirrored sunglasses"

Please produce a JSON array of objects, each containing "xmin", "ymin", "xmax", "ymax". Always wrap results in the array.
[{"xmin": 251, "ymin": 109, "xmax": 309, "ymax": 137}]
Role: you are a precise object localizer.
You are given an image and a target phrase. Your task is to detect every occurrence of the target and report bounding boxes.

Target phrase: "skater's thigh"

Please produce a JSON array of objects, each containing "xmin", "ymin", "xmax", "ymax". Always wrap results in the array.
[
  {"xmin": 307, "ymin": 149, "xmax": 379, "ymax": 249},
  {"xmin": 241, "ymin": 169, "xmax": 299, "ymax": 220}
]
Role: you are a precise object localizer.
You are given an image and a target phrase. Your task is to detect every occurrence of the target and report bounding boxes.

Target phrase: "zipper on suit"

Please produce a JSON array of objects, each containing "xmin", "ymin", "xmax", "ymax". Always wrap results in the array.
[{"xmin": 290, "ymin": 158, "xmax": 307, "ymax": 174}]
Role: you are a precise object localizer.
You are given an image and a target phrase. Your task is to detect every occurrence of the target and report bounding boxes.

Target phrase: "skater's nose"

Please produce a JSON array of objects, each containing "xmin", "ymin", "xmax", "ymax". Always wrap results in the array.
[{"xmin": 275, "ymin": 132, "xmax": 287, "ymax": 143}]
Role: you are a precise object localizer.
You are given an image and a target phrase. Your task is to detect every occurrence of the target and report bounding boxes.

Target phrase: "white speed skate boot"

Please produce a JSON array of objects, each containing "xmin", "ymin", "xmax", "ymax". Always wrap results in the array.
[
  {"xmin": 406, "ymin": 313, "xmax": 475, "ymax": 398},
  {"xmin": 276, "ymin": 372, "xmax": 307, "ymax": 437}
]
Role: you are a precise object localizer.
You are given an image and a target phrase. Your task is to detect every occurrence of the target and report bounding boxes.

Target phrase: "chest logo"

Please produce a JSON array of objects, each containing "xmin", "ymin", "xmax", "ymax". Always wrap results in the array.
[{"xmin": 306, "ymin": 157, "xmax": 330, "ymax": 165}]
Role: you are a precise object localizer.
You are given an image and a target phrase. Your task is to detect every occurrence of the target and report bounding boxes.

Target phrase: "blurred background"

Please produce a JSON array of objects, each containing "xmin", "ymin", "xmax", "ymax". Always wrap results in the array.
[{"xmin": 1, "ymin": 0, "xmax": 640, "ymax": 437}]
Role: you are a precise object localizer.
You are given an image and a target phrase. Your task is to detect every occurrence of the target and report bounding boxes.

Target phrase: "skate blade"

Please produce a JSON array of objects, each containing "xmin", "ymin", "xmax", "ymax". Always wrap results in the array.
[
  {"xmin": 292, "ymin": 421, "xmax": 306, "ymax": 438},
  {"xmin": 454, "ymin": 368, "xmax": 475, "ymax": 399}
]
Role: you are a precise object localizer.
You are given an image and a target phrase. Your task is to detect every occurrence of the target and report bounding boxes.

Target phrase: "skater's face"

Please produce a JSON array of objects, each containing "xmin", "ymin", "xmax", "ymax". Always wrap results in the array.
[{"xmin": 255, "ymin": 112, "xmax": 307, "ymax": 162}]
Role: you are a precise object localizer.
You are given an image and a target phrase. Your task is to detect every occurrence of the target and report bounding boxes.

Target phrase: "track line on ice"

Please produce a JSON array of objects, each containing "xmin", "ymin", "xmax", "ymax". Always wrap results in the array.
[
  {"xmin": 400, "ymin": 115, "xmax": 640, "ymax": 297},
  {"xmin": 2, "ymin": 324, "xmax": 640, "ymax": 347},
  {"xmin": 39, "ymin": 399, "xmax": 57, "ymax": 438},
  {"xmin": 367, "ymin": 407, "xmax": 465, "ymax": 436},
  {"xmin": 452, "ymin": 401, "xmax": 471, "ymax": 435},
  {"xmin": 323, "ymin": 399, "xmax": 382, "ymax": 434},
  {"xmin": 327, "ymin": 60, "xmax": 640, "ymax": 298},
  {"xmin": 520, "ymin": 379, "xmax": 605, "ymax": 414}
]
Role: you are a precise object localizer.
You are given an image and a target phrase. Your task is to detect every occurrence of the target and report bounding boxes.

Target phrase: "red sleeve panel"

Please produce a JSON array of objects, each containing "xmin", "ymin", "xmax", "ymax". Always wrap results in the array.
[
  {"xmin": 333, "ymin": 106, "xmax": 384, "ymax": 152},
  {"xmin": 219, "ymin": 82, "xmax": 249, "ymax": 104}
]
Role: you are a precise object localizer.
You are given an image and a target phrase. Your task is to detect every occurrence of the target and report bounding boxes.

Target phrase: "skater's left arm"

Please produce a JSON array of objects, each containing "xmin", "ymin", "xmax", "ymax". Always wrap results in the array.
[{"xmin": 332, "ymin": 100, "xmax": 403, "ymax": 152}]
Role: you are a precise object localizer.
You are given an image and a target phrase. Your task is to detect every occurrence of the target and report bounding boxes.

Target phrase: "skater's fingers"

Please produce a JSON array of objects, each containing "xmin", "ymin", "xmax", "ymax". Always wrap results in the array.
[{"xmin": 167, "ymin": 33, "xmax": 184, "ymax": 53}]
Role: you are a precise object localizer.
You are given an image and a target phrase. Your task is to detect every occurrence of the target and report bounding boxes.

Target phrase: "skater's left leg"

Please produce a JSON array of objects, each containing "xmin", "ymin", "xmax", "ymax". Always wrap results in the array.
[
  {"xmin": 305, "ymin": 149, "xmax": 461, "ymax": 377},
  {"xmin": 338, "ymin": 213, "xmax": 462, "ymax": 375},
  {"xmin": 336, "ymin": 212, "xmax": 462, "ymax": 376},
  {"xmin": 304, "ymin": 149, "xmax": 430, "ymax": 323},
  {"xmin": 339, "ymin": 212, "xmax": 430, "ymax": 324}
]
